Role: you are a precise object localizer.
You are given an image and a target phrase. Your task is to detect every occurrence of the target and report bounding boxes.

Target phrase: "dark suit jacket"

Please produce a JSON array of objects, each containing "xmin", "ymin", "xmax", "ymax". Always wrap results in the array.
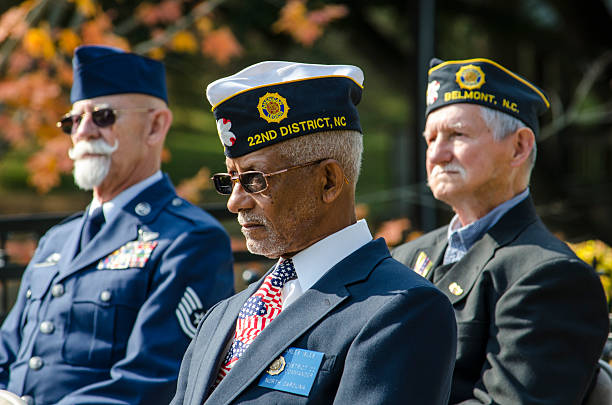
[
  {"xmin": 171, "ymin": 238, "xmax": 457, "ymax": 405},
  {"xmin": 392, "ymin": 198, "xmax": 609, "ymax": 405}
]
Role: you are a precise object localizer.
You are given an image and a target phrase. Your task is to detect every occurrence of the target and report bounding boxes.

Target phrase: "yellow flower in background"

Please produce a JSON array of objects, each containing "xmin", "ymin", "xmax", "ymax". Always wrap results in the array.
[
  {"xmin": 171, "ymin": 31, "xmax": 198, "ymax": 53},
  {"xmin": 148, "ymin": 47, "xmax": 165, "ymax": 60},
  {"xmin": 570, "ymin": 239, "xmax": 612, "ymax": 304},
  {"xmin": 58, "ymin": 29, "xmax": 81, "ymax": 55},
  {"xmin": 69, "ymin": 0, "xmax": 97, "ymax": 17},
  {"xmin": 195, "ymin": 17, "xmax": 212, "ymax": 35},
  {"xmin": 23, "ymin": 27, "xmax": 55, "ymax": 60}
]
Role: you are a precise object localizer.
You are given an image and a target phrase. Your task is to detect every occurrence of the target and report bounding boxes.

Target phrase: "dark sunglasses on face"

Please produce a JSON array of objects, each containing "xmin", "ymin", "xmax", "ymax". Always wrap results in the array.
[
  {"xmin": 56, "ymin": 107, "xmax": 154, "ymax": 135},
  {"xmin": 211, "ymin": 159, "xmax": 332, "ymax": 195}
]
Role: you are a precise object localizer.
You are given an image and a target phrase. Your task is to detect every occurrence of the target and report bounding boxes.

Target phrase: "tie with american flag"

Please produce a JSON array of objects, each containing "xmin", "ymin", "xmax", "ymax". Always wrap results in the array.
[{"xmin": 214, "ymin": 258, "xmax": 297, "ymax": 386}]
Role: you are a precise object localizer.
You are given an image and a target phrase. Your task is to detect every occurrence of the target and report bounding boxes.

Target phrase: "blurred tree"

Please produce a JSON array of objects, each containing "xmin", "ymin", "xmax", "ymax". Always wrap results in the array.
[{"xmin": 0, "ymin": 0, "xmax": 348, "ymax": 195}]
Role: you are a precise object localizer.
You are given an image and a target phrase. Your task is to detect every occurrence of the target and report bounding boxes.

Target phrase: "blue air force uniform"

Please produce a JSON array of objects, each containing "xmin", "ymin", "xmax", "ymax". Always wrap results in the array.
[{"xmin": 0, "ymin": 174, "xmax": 234, "ymax": 404}]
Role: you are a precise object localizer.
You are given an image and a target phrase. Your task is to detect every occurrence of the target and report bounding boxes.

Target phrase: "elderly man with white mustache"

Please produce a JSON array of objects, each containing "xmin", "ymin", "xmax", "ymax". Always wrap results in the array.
[
  {"xmin": 0, "ymin": 45, "xmax": 234, "ymax": 405},
  {"xmin": 393, "ymin": 58, "xmax": 609, "ymax": 405}
]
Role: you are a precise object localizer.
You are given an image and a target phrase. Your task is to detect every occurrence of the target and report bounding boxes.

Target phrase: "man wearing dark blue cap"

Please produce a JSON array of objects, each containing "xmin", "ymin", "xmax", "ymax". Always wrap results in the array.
[
  {"xmin": 393, "ymin": 58, "xmax": 609, "ymax": 404},
  {"xmin": 170, "ymin": 61, "xmax": 457, "ymax": 404},
  {"xmin": 0, "ymin": 45, "xmax": 234, "ymax": 405}
]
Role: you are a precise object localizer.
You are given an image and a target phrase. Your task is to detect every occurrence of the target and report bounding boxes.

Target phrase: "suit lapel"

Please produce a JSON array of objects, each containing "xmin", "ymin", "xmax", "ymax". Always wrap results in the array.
[
  {"xmin": 426, "ymin": 231, "xmax": 448, "ymax": 281},
  {"xmin": 206, "ymin": 239, "xmax": 390, "ymax": 404},
  {"xmin": 187, "ymin": 285, "xmax": 258, "ymax": 404},
  {"xmin": 433, "ymin": 197, "xmax": 539, "ymax": 303}
]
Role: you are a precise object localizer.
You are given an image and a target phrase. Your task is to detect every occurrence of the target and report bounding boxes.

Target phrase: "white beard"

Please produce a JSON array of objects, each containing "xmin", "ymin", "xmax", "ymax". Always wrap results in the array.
[
  {"xmin": 69, "ymin": 139, "xmax": 119, "ymax": 190},
  {"xmin": 73, "ymin": 156, "xmax": 112, "ymax": 190}
]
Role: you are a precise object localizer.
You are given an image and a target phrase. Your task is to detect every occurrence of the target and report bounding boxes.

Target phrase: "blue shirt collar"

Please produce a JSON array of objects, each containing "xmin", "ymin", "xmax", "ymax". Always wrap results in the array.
[{"xmin": 443, "ymin": 188, "xmax": 530, "ymax": 264}]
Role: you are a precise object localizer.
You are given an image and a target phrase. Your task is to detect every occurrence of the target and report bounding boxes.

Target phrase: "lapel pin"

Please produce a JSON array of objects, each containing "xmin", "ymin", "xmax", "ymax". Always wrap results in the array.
[
  {"xmin": 448, "ymin": 282, "xmax": 464, "ymax": 296},
  {"xmin": 266, "ymin": 355, "xmax": 286, "ymax": 376}
]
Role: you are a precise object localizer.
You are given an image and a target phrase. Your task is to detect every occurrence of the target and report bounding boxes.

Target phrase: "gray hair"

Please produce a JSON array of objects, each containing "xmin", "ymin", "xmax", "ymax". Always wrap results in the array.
[
  {"xmin": 479, "ymin": 105, "xmax": 537, "ymax": 170},
  {"xmin": 274, "ymin": 130, "xmax": 363, "ymax": 187}
]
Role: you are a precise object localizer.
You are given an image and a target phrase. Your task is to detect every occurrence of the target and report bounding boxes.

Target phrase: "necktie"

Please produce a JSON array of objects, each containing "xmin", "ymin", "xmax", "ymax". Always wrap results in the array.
[
  {"xmin": 80, "ymin": 206, "xmax": 105, "ymax": 252},
  {"xmin": 215, "ymin": 258, "xmax": 297, "ymax": 385}
]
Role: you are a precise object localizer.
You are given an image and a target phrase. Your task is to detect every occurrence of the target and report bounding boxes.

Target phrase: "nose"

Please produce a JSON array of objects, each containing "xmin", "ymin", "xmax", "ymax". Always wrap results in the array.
[
  {"xmin": 71, "ymin": 113, "xmax": 101, "ymax": 143},
  {"xmin": 427, "ymin": 135, "xmax": 452, "ymax": 166},
  {"xmin": 226, "ymin": 181, "xmax": 255, "ymax": 214}
]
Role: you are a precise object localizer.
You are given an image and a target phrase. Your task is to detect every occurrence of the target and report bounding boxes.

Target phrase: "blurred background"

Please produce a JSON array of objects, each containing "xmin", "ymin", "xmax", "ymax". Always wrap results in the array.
[{"xmin": 0, "ymin": 0, "xmax": 611, "ymax": 303}]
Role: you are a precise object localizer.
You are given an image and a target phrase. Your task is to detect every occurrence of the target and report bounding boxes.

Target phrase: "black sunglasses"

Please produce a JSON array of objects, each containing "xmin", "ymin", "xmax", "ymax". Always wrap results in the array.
[
  {"xmin": 56, "ymin": 107, "xmax": 153, "ymax": 134},
  {"xmin": 211, "ymin": 159, "xmax": 331, "ymax": 195}
]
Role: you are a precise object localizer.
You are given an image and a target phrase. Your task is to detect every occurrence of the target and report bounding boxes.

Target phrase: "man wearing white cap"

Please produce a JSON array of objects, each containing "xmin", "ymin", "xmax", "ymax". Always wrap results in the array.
[
  {"xmin": 0, "ymin": 45, "xmax": 234, "ymax": 405},
  {"xmin": 170, "ymin": 61, "xmax": 458, "ymax": 404}
]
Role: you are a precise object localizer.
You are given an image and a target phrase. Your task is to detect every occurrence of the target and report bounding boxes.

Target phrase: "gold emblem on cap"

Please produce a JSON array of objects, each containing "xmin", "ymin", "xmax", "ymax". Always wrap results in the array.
[
  {"xmin": 267, "ymin": 355, "xmax": 286, "ymax": 376},
  {"xmin": 448, "ymin": 282, "xmax": 464, "ymax": 296},
  {"xmin": 258, "ymin": 92, "xmax": 290, "ymax": 123},
  {"xmin": 455, "ymin": 64, "xmax": 486, "ymax": 90}
]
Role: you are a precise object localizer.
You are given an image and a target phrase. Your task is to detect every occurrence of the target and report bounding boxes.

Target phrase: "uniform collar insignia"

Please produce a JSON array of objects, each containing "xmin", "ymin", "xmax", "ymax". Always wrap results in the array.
[{"xmin": 138, "ymin": 229, "xmax": 159, "ymax": 242}]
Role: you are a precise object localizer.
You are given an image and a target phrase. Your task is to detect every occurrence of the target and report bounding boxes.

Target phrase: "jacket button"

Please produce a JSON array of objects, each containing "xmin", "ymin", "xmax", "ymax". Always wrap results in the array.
[
  {"xmin": 28, "ymin": 356, "xmax": 43, "ymax": 370},
  {"xmin": 51, "ymin": 284, "xmax": 64, "ymax": 298},
  {"xmin": 100, "ymin": 290, "xmax": 112, "ymax": 302},
  {"xmin": 21, "ymin": 395, "xmax": 34, "ymax": 405},
  {"xmin": 39, "ymin": 321, "xmax": 55, "ymax": 334},
  {"xmin": 26, "ymin": 289, "xmax": 32, "ymax": 299}
]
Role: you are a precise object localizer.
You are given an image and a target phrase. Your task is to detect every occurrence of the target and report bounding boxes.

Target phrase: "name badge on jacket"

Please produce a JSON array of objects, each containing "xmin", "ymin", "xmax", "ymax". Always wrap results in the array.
[
  {"xmin": 97, "ymin": 241, "xmax": 158, "ymax": 270},
  {"xmin": 258, "ymin": 347, "xmax": 324, "ymax": 396}
]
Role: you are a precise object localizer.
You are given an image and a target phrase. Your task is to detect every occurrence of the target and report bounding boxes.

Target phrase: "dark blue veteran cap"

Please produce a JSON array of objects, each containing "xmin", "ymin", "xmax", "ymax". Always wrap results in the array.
[
  {"xmin": 71, "ymin": 45, "xmax": 168, "ymax": 104},
  {"xmin": 206, "ymin": 61, "xmax": 364, "ymax": 158},
  {"xmin": 426, "ymin": 58, "xmax": 549, "ymax": 136}
]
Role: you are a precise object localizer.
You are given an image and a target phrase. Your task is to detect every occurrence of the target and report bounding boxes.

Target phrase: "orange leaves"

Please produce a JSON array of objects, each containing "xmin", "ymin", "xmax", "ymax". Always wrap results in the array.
[
  {"xmin": 69, "ymin": 0, "xmax": 98, "ymax": 18},
  {"xmin": 274, "ymin": 0, "xmax": 348, "ymax": 46},
  {"xmin": 201, "ymin": 27, "xmax": 242, "ymax": 65},
  {"xmin": 58, "ymin": 29, "xmax": 81, "ymax": 55},
  {"xmin": 176, "ymin": 167, "xmax": 211, "ymax": 204},
  {"xmin": 171, "ymin": 30, "xmax": 198, "ymax": 53},
  {"xmin": 0, "ymin": 2, "xmax": 30, "ymax": 43},
  {"xmin": 0, "ymin": 0, "xmax": 349, "ymax": 195},
  {"xmin": 23, "ymin": 26, "xmax": 55, "ymax": 60},
  {"xmin": 26, "ymin": 136, "xmax": 73, "ymax": 194},
  {"xmin": 137, "ymin": 0, "xmax": 184, "ymax": 26}
]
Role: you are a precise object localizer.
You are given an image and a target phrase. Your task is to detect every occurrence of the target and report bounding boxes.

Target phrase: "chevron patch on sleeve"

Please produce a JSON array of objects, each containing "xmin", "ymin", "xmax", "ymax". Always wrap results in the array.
[{"xmin": 175, "ymin": 286, "xmax": 205, "ymax": 338}]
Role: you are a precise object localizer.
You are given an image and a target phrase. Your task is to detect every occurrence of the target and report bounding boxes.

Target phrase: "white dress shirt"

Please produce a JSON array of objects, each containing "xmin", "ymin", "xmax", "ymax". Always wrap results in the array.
[{"xmin": 280, "ymin": 219, "xmax": 373, "ymax": 309}]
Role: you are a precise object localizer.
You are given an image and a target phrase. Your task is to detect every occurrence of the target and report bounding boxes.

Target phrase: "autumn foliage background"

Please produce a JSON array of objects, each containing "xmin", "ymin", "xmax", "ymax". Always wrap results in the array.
[
  {"xmin": 0, "ymin": 0, "xmax": 349, "ymax": 199},
  {"xmin": 0, "ymin": 0, "xmax": 611, "ymax": 253}
]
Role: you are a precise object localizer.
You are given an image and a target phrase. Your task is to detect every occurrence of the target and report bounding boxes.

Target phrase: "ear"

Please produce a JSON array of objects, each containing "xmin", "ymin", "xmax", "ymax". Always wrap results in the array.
[
  {"xmin": 146, "ymin": 108, "xmax": 173, "ymax": 146},
  {"xmin": 320, "ymin": 160, "xmax": 347, "ymax": 204},
  {"xmin": 509, "ymin": 127, "xmax": 535, "ymax": 167}
]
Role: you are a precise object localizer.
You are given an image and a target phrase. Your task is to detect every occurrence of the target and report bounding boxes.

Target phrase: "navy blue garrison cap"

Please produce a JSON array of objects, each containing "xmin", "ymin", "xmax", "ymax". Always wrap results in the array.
[
  {"xmin": 206, "ymin": 61, "xmax": 364, "ymax": 158},
  {"xmin": 426, "ymin": 58, "xmax": 550, "ymax": 136},
  {"xmin": 70, "ymin": 45, "xmax": 168, "ymax": 104}
]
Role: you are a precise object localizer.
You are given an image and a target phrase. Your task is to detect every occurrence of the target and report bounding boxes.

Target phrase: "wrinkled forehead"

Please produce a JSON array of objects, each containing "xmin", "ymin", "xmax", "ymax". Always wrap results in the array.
[
  {"xmin": 225, "ymin": 143, "xmax": 285, "ymax": 172},
  {"xmin": 424, "ymin": 103, "xmax": 486, "ymax": 133}
]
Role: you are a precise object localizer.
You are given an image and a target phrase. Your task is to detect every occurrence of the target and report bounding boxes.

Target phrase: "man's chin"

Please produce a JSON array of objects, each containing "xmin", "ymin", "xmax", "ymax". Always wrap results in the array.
[{"xmin": 245, "ymin": 239, "xmax": 282, "ymax": 259}]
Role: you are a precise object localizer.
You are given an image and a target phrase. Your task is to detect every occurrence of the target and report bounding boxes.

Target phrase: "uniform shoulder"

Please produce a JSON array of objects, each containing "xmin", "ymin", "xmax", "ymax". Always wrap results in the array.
[
  {"xmin": 371, "ymin": 255, "xmax": 438, "ymax": 291},
  {"xmin": 163, "ymin": 197, "xmax": 225, "ymax": 229}
]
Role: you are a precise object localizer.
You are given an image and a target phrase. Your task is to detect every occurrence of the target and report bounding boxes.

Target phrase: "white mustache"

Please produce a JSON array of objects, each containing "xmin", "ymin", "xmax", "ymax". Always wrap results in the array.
[
  {"xmin": 238, "ymin": 212, "xmax": 267, "ymax": 226},
  {"xmin": 68, "ymin": 139, "xmax": 118, "ymax": 161},
  {"xmin": 430, "ymin": 163, "xmax": 466, "ymax": 178}
]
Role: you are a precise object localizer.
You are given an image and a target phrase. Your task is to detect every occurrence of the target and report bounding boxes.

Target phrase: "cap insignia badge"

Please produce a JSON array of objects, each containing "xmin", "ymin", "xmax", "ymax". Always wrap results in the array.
[
  {"xmin": 257, "ymin": 92, "xmax": 289, "ymax": 123},
  {"xmin": 455, "ymin": 64, "xmax": 486, "ymax": 90}
]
